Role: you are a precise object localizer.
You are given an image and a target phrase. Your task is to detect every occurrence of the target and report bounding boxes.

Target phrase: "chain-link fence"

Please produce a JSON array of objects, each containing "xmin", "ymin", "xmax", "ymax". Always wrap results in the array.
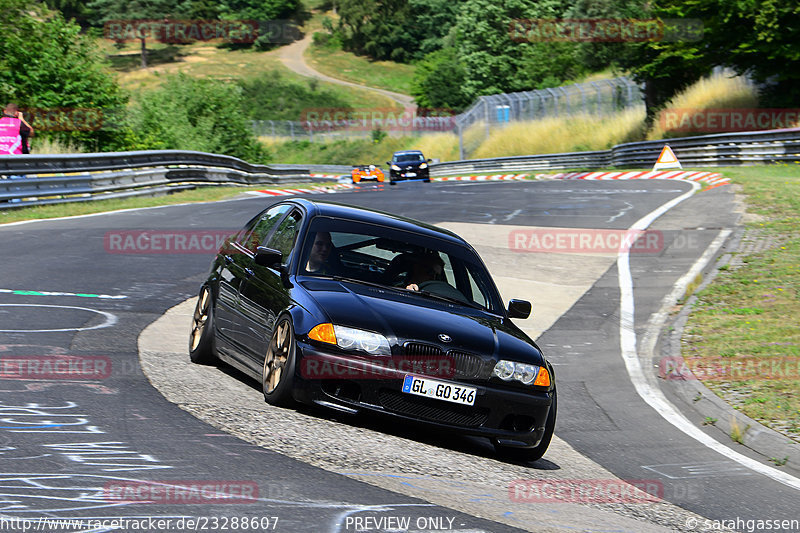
[
  {"xmin": 251, "ymin": 116, "xmax": 456, "ymax": 142},
  {"xmin": 251, "ymin": 77, "xmax": 645, "ymax": 157},
  {"xmin": 454, "ymin": 77, "xmax": 644, "ymax": 158}
]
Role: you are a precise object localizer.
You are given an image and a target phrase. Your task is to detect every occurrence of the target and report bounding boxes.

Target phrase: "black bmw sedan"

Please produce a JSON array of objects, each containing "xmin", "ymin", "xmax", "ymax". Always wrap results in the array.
[{"xmin": 190, "ymin": 199, "xmax": 556, "ymax": 461}]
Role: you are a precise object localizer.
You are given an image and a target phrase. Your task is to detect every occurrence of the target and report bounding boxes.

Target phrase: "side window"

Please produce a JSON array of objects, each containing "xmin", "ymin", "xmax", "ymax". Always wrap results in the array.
[
  {"xmin": 240, "ymin": 205, "xmax": 291, "ymax": 252},
  {"xmin": 267, "ymin": 210, "xmax": 302, "ymax": 259}
]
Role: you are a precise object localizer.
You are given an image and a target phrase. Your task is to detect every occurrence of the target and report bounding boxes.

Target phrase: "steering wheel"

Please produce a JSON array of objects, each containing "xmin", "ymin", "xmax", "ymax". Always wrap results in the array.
[
  {"xmin": 417, "ymin": 280, "xmax": 470, "ymax": 303},
  {"xmin": 418, "ymin": 280, "xmax": 448, "ymax": 291}
]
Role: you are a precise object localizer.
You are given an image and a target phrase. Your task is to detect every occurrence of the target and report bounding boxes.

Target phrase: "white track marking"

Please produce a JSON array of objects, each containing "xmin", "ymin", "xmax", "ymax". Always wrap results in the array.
[{"xmin": 617, "ymin": 180, "xmax": 800, "ymax": 491}]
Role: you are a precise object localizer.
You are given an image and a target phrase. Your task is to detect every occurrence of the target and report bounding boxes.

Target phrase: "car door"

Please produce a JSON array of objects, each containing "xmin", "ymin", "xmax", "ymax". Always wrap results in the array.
[
  {"xmin": 218, "ymin": 204, "xmax": 292, "ymax": 360},
  {"xmin": 237, "ymin": 208, "xmax": 302, "ymax": 369}
]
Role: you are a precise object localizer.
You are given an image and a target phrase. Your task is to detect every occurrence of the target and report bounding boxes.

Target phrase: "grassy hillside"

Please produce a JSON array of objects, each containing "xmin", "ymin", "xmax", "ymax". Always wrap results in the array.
[
  {"xmin": 306, "ymin": 36, "xmax": 417, "ymax": 96},
  {"xmin": 103, "ymin": 40, "xmax": 397, "ymax": 111}
]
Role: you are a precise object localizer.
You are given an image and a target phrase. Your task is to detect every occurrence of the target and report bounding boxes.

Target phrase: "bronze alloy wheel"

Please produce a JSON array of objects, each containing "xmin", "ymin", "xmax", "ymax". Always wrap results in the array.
[
  {"xmin": 262, "ymin": 316, "xmax": 296, "ymax": 405},
  {"xmin": 189, "ymin": 286, "xmax": 216, "ymax": 364}
]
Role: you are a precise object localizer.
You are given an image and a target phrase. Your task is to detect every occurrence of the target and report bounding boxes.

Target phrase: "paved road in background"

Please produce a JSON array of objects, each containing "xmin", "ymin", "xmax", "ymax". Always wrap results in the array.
[{"xmin": 278, "ymin": 34, "xmax": 414, "ymax": 108}]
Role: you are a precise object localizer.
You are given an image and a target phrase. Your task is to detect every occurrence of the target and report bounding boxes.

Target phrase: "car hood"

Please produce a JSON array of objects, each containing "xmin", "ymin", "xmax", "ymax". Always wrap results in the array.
[{"xmin": 298, "ymin": 278, "xmax": 543, "ymax": 364}]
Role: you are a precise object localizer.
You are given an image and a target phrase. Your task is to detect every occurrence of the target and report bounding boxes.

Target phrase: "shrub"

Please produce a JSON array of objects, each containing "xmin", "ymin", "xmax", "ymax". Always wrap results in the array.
[{"xmin": 126, "ymin": 74, "xmax": 268, "ymax": 162}]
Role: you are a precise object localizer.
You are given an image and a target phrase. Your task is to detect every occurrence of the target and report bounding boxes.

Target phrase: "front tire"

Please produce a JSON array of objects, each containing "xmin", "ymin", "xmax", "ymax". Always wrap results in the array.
[
  {"xmin": 262, "ymin": 316, "xmax": 297, "ymax": 406},
  {"xmin": 495, "ymin": 388, "xmax": 557, "ymax": 462},
  {"xmin": 189, "ymin": 286, "xmax": 217, "ymax": 364}
]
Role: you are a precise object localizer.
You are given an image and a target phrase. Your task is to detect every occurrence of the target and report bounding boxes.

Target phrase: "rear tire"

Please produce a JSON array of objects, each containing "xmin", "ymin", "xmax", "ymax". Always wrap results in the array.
[
  {"xmin": 262, "ymin": 316, "xmax": 297, "ymax": 406},
  {"xmin": 495, "ymin": 388, "xmax": 557, "ymax": 462},
  {"xmin": 189, "ymin": 286, "xmax": 217, "ymax": 364}
]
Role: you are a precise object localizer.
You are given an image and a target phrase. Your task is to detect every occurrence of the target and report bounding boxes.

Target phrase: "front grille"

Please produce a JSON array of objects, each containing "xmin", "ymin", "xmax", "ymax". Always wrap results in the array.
[
  {"xmin": 448, "ymin": 350, "xmax": 486, "ymax": 379},
  {"xmin": 378, "ymin": 389, "xmax": 489, "ymax": 428},
  {"xmin": 404, "ymin": 342, "xmax": 443, "ymax": 357}
]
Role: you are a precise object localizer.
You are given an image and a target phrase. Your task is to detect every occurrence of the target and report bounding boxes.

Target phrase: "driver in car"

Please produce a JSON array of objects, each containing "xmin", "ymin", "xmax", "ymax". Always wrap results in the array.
[
  {"xmin": 405, "ymin": 253, "xmax": 444, "ymax": 291},
  {"xmin": 306, "ymin": 231, "xmax": 334, "ymax": 274}
]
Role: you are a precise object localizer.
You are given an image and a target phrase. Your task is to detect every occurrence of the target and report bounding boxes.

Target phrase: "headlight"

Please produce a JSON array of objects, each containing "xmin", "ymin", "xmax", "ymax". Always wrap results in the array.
[
  {"xmin": 418, "ymin": 163, "xmax": 428, "ymax": 169},
  {"xmin": 391, "ymin": 164, "xmax": 401, "ymax": 171},
  {"xmin": 492, "ymin": 360, "xmax": 550, "ymax": 386},
  {"xmin": 309, "ymin": 323, "xmax": 391, "ymax": 355}
]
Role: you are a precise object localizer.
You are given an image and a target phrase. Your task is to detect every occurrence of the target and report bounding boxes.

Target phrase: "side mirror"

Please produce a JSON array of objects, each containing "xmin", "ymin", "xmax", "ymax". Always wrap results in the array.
[
  {"xmin": 385, "ymin": 161, "xmax": 391, "ymax": 166},
  {"xmin": 507, "ymin": 299, "xmax": 531, "ymax": 319},
  {"xmin": 255, "ymin": 246, "xmax": 282, "ymax": 268},
  {"xmin": 427, "ymin": 158, "xmax": 432, "ymax": 163}
]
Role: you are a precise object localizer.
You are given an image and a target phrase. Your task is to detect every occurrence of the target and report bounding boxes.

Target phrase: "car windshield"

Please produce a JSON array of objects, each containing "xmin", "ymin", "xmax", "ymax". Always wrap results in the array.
[
  {"xmin": 395, "ymin": 154, "xmax": 424, "ymax": 163},
  {"xmin": 299, "ymin": 216, "xmax": 502, "ymax": 313}
]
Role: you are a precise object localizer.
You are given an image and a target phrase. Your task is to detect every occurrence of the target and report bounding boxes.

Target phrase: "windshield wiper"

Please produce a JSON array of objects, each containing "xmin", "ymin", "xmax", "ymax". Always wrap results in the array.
[
  {"xmin": 414, "ymin": 289, "xmax": 485, "ymax": 311},
  {"xmin": 328, "ymin": 275, "xmax": 401, "ymax": 291}
]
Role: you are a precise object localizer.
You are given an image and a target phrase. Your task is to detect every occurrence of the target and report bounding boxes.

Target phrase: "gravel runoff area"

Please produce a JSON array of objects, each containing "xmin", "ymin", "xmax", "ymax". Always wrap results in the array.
[{"xmin": 139, "ymin": 299, "xmax": 723, "ymax": 533}]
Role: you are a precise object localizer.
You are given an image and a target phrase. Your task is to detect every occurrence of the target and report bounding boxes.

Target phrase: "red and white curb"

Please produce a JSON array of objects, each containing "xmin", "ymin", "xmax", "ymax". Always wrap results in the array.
[
  {"xmin": 536, "ymin": 170, "xmax": 729, "ymax": 188},
  {"xmin": 434, "ymin": 174, "xmax": 529, "ymax": 181},
  {"xmin": 246, "ymin": 183, "xmax": 363, "ymax": 197},
  {"xmin": 246, "ymin": 174, "xmax": 530, "ymax": 197},
  {"xmin": 246, "ymin": 170, "xmax": 729, "ymax": 198}
]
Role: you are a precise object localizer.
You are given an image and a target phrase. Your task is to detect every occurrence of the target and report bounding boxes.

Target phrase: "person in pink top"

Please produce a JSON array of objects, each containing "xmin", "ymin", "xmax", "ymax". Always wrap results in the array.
[
  {"xmin": 1, "ymin": 103, "xmax": 33, "ymax": 190},
  {"xmin": 1, "ymin": 103, "xmax": 33, "ymax": 156}
]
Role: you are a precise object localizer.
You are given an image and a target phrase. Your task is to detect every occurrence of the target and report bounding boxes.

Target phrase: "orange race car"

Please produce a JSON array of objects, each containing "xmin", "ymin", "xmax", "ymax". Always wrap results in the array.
[{"xmin": 351, "ymin": 164, "xmax": 385, "ymax": 183}]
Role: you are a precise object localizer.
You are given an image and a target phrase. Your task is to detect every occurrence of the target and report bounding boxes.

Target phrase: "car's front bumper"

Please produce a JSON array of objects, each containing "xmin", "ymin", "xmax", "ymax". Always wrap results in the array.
[
  {"xmin": 291, "ymin": 343, "xmax": 554, "ymax": 448},
  {"xmin": 389, "ymin": 168, "xmax": 430, "ymax": 181}
]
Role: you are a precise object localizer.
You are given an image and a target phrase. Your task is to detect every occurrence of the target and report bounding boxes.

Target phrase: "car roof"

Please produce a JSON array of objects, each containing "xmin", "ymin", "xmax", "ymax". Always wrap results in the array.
[
  {"xmin": 392, "ymin": 150, "xmax": 423, "ymax": 155},
  {"xmin": 287, "ymin": 198, "xmax": 465, "ymax": 245}
]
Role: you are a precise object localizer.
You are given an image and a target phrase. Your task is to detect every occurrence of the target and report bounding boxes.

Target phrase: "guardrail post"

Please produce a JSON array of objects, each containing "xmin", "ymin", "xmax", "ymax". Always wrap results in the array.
[
  {"xmin": 457, "ymin": 120, "xmax": 465, "ymax": 160},
  {"xmin": 483, "ymin": 98, "xmax": 490, "ymax": 138}
]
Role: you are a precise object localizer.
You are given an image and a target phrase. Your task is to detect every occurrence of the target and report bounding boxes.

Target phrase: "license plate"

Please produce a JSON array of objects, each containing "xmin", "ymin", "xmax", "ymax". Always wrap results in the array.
[
  {"xmin": 405, "ymin": 172, "xmax": 417, "ymax": 177},
  {"xmin": 402, "ymin": 375, "xmax": 476, "ymax": 406}
]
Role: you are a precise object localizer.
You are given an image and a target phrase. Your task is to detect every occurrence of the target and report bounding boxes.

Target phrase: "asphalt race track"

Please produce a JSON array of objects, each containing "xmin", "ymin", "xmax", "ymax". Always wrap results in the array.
[{"xmin": 1, "ymin": 179, "xmax": 799, "ymax": 533}]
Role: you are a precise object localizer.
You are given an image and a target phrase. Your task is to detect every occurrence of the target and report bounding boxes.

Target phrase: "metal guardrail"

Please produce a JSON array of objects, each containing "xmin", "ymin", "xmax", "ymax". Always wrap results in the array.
[
  {"xmin": 0, "ymin": 150, "xmax": 319, "ymax": 208},
  {"xmin": 430, "ymin": 128, "xmax": 800, "ymax": 175},
  {"xmin": 2, "ymin": 128, "xmax": 800, "ymax": 207}
]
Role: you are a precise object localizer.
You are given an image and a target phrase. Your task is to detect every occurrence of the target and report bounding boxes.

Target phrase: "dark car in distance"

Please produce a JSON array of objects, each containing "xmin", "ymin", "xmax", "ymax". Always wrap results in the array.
[
  {"xmin": 189, "ymin": 199, "xmax": 556, "ymax": 461},
  {"xmin": 388, "ymin": 150, "xmax": 432, "ymax": 183}
]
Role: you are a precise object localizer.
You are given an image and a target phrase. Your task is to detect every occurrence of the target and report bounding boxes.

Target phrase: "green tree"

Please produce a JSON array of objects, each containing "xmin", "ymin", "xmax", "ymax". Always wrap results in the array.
[
  {"xmin": 238, "ymin": 71, "xmax": 353, "ymax": 121},
  {"xmin": 336, "ymin": 0, "xmax": 459, "ymax": 62},
  {"xmin": 126, "ymin": 74, "xmax": 268, "ymax": 162},
  {"xmin": 217, "ymin": 0, "xmax": 300, "ymax": 21},
  {"xmin": 615, "ymin": 0, "xmax": 800, "ymax": 119},
  {"xmin": 88, "ymin": 0, "xmax": 179, "ymax": 68},
  {"xmin": 336, "ymin": 0, "xmax": 416, "ymax": 61},
  {"xmin": 411, "ymin": 47, "xmax": 471, "ymax": 110},
  {"xmin": 450, "ymin": 0, "xmax": 583, "ymax": 101},
  {"xmin": 0, "ymin": 0, "xmax": 127, "ymax": 150},
  {"xmin": 43, "ymin": 0, "xmax": 92, "ymax": 25},
  {"xmin": 695, "ymin": 0, "xmax": 800, "ymax": 106}
]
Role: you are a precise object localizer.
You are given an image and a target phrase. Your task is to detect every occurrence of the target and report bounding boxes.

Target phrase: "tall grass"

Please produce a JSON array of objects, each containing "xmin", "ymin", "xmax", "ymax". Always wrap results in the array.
[
  {"xmin": 647, "ymin": 73, "xmax": 760, "ymax": 140},
  {"xmin": 406, "ymin": 132, "xmax": 460, "ymax": 162},
  {"xmin": 29, "ymin": 136, "xmax": 84, "ymax": 154},
  {"xmin": 472, "ymin": 108, "xmax": 646, "ymax": 158}
]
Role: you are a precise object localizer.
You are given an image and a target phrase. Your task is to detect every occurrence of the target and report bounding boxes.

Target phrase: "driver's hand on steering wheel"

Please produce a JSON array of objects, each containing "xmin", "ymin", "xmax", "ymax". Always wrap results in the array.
[{"xmin": 406, "ymin": 283, "xmax": 420, "ymax": 291}]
